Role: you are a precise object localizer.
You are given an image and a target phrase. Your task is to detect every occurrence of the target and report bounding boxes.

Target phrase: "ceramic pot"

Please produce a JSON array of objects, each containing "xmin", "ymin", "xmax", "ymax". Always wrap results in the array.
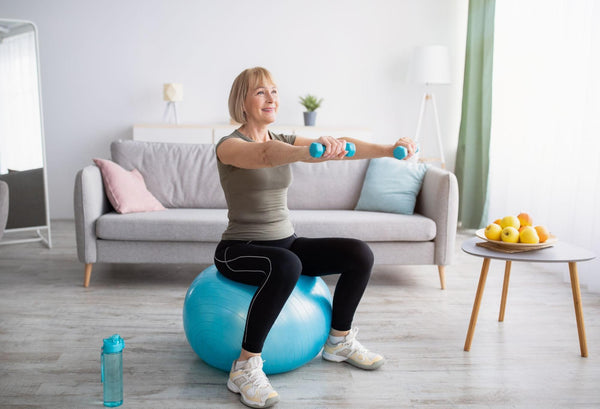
[{"xmin": 303, "ymin": 111, "xmax": 317, "ymax": 126}]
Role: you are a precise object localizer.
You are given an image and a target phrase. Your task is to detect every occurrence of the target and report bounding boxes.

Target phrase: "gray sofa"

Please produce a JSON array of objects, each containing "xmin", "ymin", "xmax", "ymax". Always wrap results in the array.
[{"xmin": 74, "ymin": 140, "xmax": 458, "ymax": 288}]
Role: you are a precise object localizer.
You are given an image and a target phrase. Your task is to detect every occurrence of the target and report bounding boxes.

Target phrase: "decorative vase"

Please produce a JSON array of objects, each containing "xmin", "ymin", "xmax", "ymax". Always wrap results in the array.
[{"xmin": 303, "ymin": 111, "xmax": 317, "ymax": 126}]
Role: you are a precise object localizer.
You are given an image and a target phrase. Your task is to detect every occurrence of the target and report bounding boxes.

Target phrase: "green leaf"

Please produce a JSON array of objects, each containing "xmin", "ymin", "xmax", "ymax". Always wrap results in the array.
[{"xmin": 299, "ymin": 94, "xmax": 323, "ymax": 111}]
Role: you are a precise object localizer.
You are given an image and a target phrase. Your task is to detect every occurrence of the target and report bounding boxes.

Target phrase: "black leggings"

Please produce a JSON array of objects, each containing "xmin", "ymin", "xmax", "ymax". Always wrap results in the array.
[{"xmin": 213, "ymin": 234, "xmax": 374, "ymax": 354}]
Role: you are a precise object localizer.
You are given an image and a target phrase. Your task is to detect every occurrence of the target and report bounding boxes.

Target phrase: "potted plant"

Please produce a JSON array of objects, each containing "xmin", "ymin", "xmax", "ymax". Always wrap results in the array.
[{"xmin": 299, "ymin": 94, "xmax": 323, "ymax": 126}]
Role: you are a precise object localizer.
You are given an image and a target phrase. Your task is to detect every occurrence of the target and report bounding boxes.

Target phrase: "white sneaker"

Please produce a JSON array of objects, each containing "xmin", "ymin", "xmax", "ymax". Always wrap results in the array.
[
  {"xmin": 322, "ymin": 327, "xmax": 385, "ymax": 370},
  {"xmin": 227, "ymin": 356, "xmax": 280, "ymax": 408}
]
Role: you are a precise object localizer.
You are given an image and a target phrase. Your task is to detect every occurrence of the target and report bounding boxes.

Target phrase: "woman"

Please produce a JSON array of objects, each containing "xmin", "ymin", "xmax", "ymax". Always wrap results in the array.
[{"xmin": 214, "ymin": 67, "xmax": 417, "ymax": 408}]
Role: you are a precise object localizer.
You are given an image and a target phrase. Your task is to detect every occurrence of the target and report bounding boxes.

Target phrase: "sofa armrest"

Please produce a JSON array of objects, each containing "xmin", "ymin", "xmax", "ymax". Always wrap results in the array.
[
  {"xmin": 415, "ymin": 166, "xmax": 459, "ymax": 265},
  {"xmin": 73, "ymin": 165, "xmax": 111, "ymax": 263}
]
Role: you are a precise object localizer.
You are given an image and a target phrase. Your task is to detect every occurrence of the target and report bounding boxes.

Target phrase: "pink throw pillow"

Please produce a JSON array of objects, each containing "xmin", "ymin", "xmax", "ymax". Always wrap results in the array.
[{"xmin": 93, "ymin": 158, "xmax": 165, "ymax": 214}]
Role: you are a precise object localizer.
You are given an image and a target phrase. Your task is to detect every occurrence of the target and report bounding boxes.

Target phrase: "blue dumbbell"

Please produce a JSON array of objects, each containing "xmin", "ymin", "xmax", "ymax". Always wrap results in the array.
[
  {"xmin": 393, "ymin": 145, "xmax": 419, "ymax": 160},
  {"xmin": 309, "ymin": 142, "xmax": 356, "ymax": 158}
]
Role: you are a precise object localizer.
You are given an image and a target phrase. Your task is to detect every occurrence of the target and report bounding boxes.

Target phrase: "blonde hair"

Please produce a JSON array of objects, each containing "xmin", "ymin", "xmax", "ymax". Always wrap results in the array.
[{"xmin": 228, "ymin": 67, "xmax": 276, "ymax": 124}]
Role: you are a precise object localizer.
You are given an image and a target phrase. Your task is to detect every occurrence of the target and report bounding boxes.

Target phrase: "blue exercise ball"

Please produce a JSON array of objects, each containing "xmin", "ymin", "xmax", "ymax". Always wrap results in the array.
[{"xmin": 183, "ymin": 265, "xmax": 332, "ymax": 375}]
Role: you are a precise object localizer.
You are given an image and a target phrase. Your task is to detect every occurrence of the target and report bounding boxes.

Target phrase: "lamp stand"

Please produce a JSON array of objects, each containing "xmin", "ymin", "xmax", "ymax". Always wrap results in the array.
[
  {"xmin": 163, "ymin": 101, "xmax": 179, "ymax": 125},
  {"xmin": 415, "ymin": 89, "xmax": 446, "ymax": 168}
]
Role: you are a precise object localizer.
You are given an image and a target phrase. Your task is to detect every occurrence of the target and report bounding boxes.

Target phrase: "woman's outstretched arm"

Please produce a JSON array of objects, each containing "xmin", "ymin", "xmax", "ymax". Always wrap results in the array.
[
  {"xmin": 217, "ymin": 137, "xmax": 331, "ymax": 169},
  {"xmin": 293, "ymin": 135, "xmax": 417, "ymax": 161}
]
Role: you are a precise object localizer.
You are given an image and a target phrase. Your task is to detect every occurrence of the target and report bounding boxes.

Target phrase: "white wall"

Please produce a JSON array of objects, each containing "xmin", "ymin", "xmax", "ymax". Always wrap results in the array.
[{"xmin": 0, "ymin": 0, "xmax": 468, "ymax": 219}]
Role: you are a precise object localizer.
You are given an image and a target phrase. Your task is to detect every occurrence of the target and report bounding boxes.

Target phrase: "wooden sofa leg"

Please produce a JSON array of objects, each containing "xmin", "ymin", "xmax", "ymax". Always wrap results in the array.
[
  {"xmin": 438, "ymin": 265, "xmax": 446, "ymax": 290},
  {"xmin": 84, "ymin": 263, "xmax": 93, "ymax": 288}
]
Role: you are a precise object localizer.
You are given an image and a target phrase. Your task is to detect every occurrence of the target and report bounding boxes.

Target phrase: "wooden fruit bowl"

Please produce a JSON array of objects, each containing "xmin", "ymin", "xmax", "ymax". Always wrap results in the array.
[{"xmin": 475, "ymin": 229, "xmax": 558, "ymax": 251}]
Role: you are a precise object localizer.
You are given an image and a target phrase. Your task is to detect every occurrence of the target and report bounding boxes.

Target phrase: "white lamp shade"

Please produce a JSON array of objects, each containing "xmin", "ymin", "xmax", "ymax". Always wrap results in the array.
[
  {"xmin": 163, "ymin": 83, "xmax": 183, "ymax": 102},
  {"xmin": 408, "ymin": 45, "xmax": 451, "ymax": 85}
]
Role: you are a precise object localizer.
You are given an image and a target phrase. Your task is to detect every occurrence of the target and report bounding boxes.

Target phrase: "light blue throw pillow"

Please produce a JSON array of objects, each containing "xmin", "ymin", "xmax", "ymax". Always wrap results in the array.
[{"xmin": 355, "ymin": 158, "xmax": 428, "ymax": 215}]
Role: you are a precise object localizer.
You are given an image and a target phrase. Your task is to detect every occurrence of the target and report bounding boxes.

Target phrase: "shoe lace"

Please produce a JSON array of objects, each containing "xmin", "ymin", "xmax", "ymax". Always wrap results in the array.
[
  {"xmin": 346, "ymin": 338, "xmax": 370, "ymax": 355},
  {"xmin": 343, "ymin": 328, "xmax": 373, "ymax": 357},
  {"xmin": 246, "ymin": 366, "xmax": 271, "ymax": 390}
]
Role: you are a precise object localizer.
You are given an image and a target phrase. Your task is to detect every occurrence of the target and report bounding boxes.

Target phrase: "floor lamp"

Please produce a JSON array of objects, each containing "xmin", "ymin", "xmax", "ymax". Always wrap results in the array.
[
  {"xmin": 408, "ymin": 45, "xmax": 451, "ymax": 168},
  {"xmin": 163, "ymin": 83, "xmax": 183, "ymax": 124}
]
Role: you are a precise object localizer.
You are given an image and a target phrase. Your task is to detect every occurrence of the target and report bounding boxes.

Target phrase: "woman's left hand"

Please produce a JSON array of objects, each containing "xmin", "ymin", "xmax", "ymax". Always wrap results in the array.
[
  {"xmin": 316, "ymin": 136, "xmax": 348, "ymax": 159},
  {"xmin": 394, "ymin": 137, "xmax": 418, "ymax": 158}
]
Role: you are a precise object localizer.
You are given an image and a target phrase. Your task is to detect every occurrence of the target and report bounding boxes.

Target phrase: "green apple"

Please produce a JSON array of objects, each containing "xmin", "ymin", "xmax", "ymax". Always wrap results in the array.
[
  {"xmin": 500, "ymin": 215, "xmax": 520, "ymax": 230},
  {"xmin": 484, "ymin": 223, "xmax": 502, "ymax": 241},
  {"xmin": 501, "ymin": 226, "xmax": 520, "ymax": 243}
]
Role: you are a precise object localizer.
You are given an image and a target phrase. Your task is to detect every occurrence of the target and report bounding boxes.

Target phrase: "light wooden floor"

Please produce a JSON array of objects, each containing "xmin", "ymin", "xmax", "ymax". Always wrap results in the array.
[{"xmin": 1, "ymin": 220, "xmax": 599, "ymax": 408}]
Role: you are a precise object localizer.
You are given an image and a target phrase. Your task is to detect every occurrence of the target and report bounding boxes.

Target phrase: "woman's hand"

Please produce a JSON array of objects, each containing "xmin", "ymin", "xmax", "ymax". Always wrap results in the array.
[
  {"xmin": 316, "ymin": 136, "xmax": 348, "ymax": 159},
  {"xmin": 394, "ymin": 137, "xmax": 418, "ymax": 159}
]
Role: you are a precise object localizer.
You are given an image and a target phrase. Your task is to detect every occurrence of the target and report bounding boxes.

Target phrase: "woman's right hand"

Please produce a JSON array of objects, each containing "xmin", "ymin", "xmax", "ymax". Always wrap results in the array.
[{"xmin": 393, "ymin": 137, "xmax": 418, "ymax": 159}]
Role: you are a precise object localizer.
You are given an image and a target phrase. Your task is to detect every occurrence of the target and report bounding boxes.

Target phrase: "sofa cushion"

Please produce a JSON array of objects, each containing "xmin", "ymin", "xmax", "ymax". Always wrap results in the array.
[
  {"xmin": 95, "ymin": 208, "xmax": 436, "ymax": 243},
  {"xmin": 96, "ymin": 209, "xmax": 228, "ymax": 242},
  {"xmin": 111, "ymin": 140, "xmax": 226, "ymax": 209},
  {"xmin": 288, "ymin": 160, "xmax": 369, "ymax": 210},
  {"xmin": 111, "ymin": 141, "xmax": 370, "ymax": 211},
  {"xmin": 355, "ymin": 158, "xmax": 428, "ymax": 215},
  {"xmin": 290, "ymin": 210, "xmax": 436, "ymax": 242}
]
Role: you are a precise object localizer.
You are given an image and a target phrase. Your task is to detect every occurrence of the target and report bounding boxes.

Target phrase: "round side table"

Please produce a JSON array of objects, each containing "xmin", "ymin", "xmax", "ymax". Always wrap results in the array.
[{"xmin": 462, "ymin": 237, "xmax": 596, "ymax": 357}]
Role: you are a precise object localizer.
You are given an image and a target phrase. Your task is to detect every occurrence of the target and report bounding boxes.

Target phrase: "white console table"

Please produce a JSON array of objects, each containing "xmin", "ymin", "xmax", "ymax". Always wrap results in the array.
[{"xmin": 132, "ymin": 124, "xmax": 373, "ymax": 144}]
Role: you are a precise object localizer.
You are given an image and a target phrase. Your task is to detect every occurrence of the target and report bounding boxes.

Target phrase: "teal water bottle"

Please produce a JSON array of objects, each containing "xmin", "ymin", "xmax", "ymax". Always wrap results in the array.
[{"xmin": 101, "ymin": 334, "xmax": 125, "ymax": 407}]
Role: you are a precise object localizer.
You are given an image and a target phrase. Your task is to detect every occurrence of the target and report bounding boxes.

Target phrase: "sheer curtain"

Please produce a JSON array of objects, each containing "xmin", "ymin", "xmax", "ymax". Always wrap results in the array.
[
  {"xmin": 488, "ymin": 0, "xmax": 600, "ymax": 291},
  {"xmin": 0, "ymin": 30, "xmax": 42, "ymax": 173}
]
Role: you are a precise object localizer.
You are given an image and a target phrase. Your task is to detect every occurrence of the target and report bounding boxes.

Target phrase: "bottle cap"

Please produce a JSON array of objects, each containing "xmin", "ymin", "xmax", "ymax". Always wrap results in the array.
[{"xmin": 103, "ymin": 334, "xmax": 125, "ymax": 353}]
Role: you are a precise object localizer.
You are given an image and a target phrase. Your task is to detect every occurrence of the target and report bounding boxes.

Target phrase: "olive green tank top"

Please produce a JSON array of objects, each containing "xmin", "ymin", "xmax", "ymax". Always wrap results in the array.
[{"xmin": 216, "ymin": 130, "xmax": 297, "ymax": 241}]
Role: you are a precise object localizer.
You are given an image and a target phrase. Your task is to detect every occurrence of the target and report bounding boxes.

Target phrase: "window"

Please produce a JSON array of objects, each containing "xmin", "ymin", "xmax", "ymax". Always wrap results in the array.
[
  {"xmin": 488, "ymin": 0, "xmax": 600, "ymax": 290},
  {"xmin": 0, "ymin": 29, "xmax": 43, "ymax": 174}
]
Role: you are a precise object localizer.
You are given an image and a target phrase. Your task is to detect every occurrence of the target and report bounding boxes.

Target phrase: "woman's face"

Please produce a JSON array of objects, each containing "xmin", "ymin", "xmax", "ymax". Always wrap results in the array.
[{"xmin": 244, "ymin": 82, "xmax": 279, "ymax": 125}]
